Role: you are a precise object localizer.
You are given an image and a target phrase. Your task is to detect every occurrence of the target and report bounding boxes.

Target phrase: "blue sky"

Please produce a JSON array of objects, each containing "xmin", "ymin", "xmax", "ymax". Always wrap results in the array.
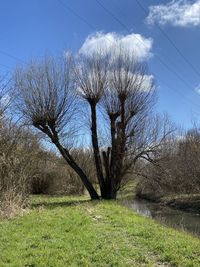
[{"xmin": 1, "ymin": 0, "xmax": 200, "ymax": 129}]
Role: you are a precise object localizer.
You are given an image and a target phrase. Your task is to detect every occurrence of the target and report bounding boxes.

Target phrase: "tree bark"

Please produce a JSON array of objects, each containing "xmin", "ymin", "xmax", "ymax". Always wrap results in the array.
[
  {"xmin": 55, "ymin": 141, "xmax": 100, "ymax": 200},
  {"xmin": 90, "ymin": 102, "xmax": 106, "ymax": 197}
]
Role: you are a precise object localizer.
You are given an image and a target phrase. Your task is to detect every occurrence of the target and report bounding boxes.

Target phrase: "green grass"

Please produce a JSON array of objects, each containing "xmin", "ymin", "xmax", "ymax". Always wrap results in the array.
[{"xmin": 0, "ymin": 195, "xmax": 200, "ymax": 267}]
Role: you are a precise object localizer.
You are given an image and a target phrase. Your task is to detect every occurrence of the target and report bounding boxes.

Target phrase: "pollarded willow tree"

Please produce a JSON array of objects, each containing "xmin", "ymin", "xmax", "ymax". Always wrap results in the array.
[{"xmin": 15, "ymin": 50, "xmax": 171, "ymax": 200}]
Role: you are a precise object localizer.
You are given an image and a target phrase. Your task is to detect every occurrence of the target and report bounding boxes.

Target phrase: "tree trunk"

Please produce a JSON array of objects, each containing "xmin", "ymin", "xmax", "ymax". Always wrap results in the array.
[
  {"xmin": 101, "ymin": 182, "xmax": 117, "ymax": 200},
  {"xmin": 90, "ymin": 102, "xmax": 106, "ymax": 197},
  {"xmin": 90, "ymin": 103, "xmax": 117, "ymax": 199},
  {"xmin": 54, "ymin": 141, "xmax": 100, "ymax": 200},
  {"xmin": 35, "ymin": 124, "xmax": 100, "ymax": 200}
]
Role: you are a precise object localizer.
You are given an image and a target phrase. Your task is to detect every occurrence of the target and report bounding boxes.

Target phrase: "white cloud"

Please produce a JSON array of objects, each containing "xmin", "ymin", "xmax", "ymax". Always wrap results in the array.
[
  {"xmin": 139, "ymin": 74, "xmax": 154, "ymax": 92},
  {"xmin": 79, "ymin": 32, "xmax": 153, "ymax": 61},
  {"xmin": 75, "ymin": 32, "xmax": 154, "ymax": 97},
  {"xmin": 107, "ymin": 69, "xmax": 154, "ymax": 93},
  {"xmin": 195, "ymin": 84, "xmax": 200, "ymax": 94},
  {"xmin": 147, "ymin": 0, "xmax": 200, "ymax": 27}
]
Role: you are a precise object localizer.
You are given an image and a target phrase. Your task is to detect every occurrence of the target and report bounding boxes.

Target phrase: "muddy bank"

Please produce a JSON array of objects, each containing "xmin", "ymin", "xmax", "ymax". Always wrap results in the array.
[{"xmin": 136, "ymin": 193, "xmax": 200, "ymax": 213}]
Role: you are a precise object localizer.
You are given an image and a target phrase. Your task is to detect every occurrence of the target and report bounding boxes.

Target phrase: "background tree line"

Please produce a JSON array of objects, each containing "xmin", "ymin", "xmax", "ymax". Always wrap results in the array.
[{"xmin": 136, "ymin": 126, "xmax": 200, "ymax": 199}]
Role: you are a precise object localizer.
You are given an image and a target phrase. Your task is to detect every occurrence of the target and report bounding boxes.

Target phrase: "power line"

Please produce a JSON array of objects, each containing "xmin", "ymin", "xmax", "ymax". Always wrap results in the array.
[
  {"xmin": 157, "ymin": 76, "xmax": 200, "ymax": 111},
  {"xmin": 56, "ymin": 0, "xmax": 200, "ymax": 109},
  {"xmin": 58, "ymin": 0, "xmax": 197, "ymax": 91},
  {"xmin": 95, "ymin": 0, "xmax": 200, "ymax": 110},
  {"xmin": 135, "ymin": 0, "xmax": 200, "ymax": 79},
  {"xmin": 0, "ymin": 49, "xmax": 26, "ymax": 65},
  {"xmin": 57, "ymin": 0, "xmax": 96, "ymax": 31},
  {"xmin": 109, "ymin": 0, "xmax": 197, "ymax": 88},
  {"xmin": 94, "ymin": 0, "xmax": 200, "ymax": 98},
  {"xmin": 57, "ymin": 0, "xmax": 128, "ymax": 48},
  {"xmin": 95, "ymin": 0, "xmax": 130, "ymax": 32},
  {"xmin": 0, "ymin": 49, "xmax": 26, "ymax": 74},
  {"xmin": 0, "ymin": 62, "xmax": 12, "ymax": 70}
]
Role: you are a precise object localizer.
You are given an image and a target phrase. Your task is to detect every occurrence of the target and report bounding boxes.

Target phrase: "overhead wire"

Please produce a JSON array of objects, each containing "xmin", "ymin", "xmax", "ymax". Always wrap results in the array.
[
  {"xmin": 57, "ymin": 0, "xmax": 96, "ymax": 31},
  {"xmin": 0, "ymin": 50, "xmax": 26, "ymax": 65},
  {"xmin": 94, "ymin": 0, "xmax": 197, "ymax": 90},
  {"xmin": 135, "ymin": 0, "xmax": 200, "ymax": 78},
  {"xmin": 58, "ymin": 0, "xmax": 198, "ymax": 92},
  {"xmin": 57, "ymin": 0, "xmax": 199, "ymax": 110},
  {"xmin": 109, "ymin": 0, "xmax": 198, "ymax": 87},
  {"xmin": 94, "ymin": 0, "xmax": 200, "ymax": 108}
]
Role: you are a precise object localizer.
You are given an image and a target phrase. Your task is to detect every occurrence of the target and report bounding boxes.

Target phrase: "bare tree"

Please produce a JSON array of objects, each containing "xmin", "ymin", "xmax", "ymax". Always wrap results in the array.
[
  {"xmin": 15, "ymin": 56, "xmax": 99, "ymax": 199},
  {"xmin": 75, "ymin": 49, "xmax": 172, "ymax": 199},
  {"xmin": 15, "ymin": 51, "xmax": 171, "ymax": 200}
]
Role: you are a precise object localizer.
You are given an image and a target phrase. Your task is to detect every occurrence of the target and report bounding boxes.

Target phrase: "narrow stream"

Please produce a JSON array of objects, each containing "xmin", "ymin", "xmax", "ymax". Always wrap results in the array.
[{"xmin": 122, "ymin": 198, "xmax": 200, "ymax": 237}]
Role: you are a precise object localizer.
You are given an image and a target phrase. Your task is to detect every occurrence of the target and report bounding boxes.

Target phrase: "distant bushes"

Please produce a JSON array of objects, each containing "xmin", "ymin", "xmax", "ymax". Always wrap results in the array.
[
  {"xmin": 0, "ymin": 119, "xmax": 90, "ymax": 217},
  {"xmin": 30, "ymin": 156, "xmax": 85, "ymax": 196},
  {"xmin": 0, "ymin": 120, "xmax": 40, "ymax": 218},
  {"xmin": 136, "ymin": 128, "xmax": 200, "ymax": 199},
  {"xmin": 0, "ymin": 116, "xmax": 95, "ymax": 218}
]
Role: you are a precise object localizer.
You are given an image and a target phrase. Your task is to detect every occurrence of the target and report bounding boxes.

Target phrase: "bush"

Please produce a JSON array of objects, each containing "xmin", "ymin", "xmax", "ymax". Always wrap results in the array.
[
  {"xmin": 136, "ymin": 128, "xmax": 200, "ymax": 199},
  {"xmin": 0, "ymin": 124, "xmax": 38, "ymax": 217},
  {"xmin": 0, "ymin": 189, "xmax": 28, "ymax": 218}
]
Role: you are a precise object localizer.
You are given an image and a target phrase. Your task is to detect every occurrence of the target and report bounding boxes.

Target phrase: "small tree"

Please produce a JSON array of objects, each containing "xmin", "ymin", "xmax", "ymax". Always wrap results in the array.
[{"xmin": 15, "ymin": 51, "xmax": 170, "ymax": 200}]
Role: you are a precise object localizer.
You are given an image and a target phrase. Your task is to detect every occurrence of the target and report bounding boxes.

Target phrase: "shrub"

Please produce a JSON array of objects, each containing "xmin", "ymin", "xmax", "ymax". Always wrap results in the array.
[{"xmin": 136, "ymin": 128, "xmax": 200, "ymax": 199}]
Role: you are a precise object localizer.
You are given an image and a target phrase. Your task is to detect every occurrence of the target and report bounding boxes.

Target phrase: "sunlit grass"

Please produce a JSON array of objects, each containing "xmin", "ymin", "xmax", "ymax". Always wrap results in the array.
[{"xmin": 0, "ymin": 195, "xmax": 199, "ymax": 266}]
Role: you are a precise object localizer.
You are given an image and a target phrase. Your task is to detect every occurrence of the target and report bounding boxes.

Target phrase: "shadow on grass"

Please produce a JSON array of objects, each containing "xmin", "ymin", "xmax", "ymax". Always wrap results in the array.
[{"xmin": 31, "ymin": 198, "xmax": 92, "ymax": 210}]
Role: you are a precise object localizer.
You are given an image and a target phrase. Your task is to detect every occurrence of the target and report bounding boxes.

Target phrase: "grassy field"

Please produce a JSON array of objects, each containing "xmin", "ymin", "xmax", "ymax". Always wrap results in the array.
[{"xmin": 0, "ymin": 196, "xmax": 200, "ymax": 267}]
